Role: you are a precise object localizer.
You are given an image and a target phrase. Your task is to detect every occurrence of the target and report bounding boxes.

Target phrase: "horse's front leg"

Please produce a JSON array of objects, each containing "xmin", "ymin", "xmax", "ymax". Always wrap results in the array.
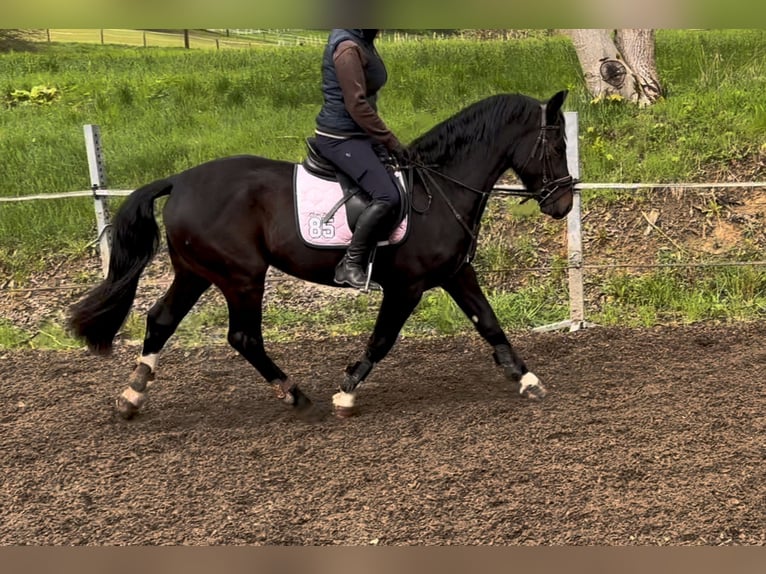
[
  {"xmin": 333, "ymin": 286, "xmax": 423, "ymax": 417},
  {"xmin": 442, "ymin": 264, "xmax": 547, "ymax": 400}
]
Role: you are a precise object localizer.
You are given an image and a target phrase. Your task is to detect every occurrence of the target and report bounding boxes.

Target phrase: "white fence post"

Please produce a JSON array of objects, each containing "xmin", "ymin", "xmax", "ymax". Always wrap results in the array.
[
  {"xmin": 83, "ymin": 124, "xmax": 111, "ymax": 278},
  {"xmin": 532, "ymin": 111, "xmax": 588, "ymax": 333},
  {"xmin": 565, "ymin": 111, "xmax": 585, "ymax": 331}
]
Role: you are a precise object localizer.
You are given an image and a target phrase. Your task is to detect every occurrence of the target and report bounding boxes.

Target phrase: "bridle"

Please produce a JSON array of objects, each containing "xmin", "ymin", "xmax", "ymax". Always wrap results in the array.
[
  {"xmin": 516, "ymin": 103, "xmax": 574, "ymax": 208},
  {"xmin": 405, "ymin": 102, "xmax": 574, "ymax": 210},
  {"xmin": 395, "ymin": 102, "xmax": 575, "ymax": 268}
]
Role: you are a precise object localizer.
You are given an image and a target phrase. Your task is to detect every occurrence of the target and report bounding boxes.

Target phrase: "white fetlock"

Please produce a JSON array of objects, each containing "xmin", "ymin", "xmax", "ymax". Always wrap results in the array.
[
  {"xmin": 332, "ymin": 391, "xmax": 356, "ymax": 409},
  {"xmin": 519, "ymin": 371, "xmax": 547, "ymax": 399}
]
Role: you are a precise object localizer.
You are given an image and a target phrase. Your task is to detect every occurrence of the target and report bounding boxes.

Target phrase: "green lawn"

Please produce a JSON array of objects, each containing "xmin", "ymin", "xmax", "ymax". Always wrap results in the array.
[{"xmin": 2, "ymin": 29, "xmax": 766, "ymax": 346}]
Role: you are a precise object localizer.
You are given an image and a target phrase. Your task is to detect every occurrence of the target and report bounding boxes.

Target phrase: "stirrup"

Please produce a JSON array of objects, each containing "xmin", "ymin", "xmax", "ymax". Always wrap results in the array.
[
  {"xmin": 334, "ymin": 252, "xmax": 381, "ymax": 292},
  {"xmin": 334, "ymin": 267, "xmax": 382, "ymax": 292},
  {"xmin": 362, "ymin": 248, "xmax": 380, "ymax": 292}
]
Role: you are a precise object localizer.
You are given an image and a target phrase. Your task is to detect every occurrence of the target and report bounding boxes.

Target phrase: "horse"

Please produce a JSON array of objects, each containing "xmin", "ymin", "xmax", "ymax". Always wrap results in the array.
[{"xmin": 68, "ymin": 89, "xmax": 575, "ymax": 420}]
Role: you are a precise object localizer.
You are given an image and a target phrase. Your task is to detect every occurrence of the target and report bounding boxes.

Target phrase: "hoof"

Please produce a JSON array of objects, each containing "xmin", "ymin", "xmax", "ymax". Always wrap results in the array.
[
  {"xmin": 334, "ymin": 405, "xmax": 358, "ymax": 419},
  {"xmin": 521, "ymin": 383, "xmax": 547, "ymax": 400},
  {"xmin": 332, "ymin": 390, "xmax": 358, "ymax": 418},
  {"xmin": 273, "ymin": 382, "xmax": 314, "ymax": 410},
  {"xmin": 115, "ymin": 387, "xmax": 147, "ymax": 420},
  {"xmin": 115, "ymin": 395, "xmax": 140, "ymax": 420},
  {"xmin": 519, "ymin": 372, "xmax": 547, "ymax": 400},
  {"xmin": 273, "ymin": 382, "xmax": 323, "ymax": 421},
  {"xmin": 272, "ymin": 382, "xmax": 296, "ymax": 405}
]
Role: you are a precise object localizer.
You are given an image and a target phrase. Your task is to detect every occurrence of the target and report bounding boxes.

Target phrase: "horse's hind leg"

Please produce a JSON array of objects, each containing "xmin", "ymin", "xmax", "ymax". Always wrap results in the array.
[
  {"xmin": 442, "ymin": 263, "xmax": 546, "ymax": 400},
  {"xmin": 116, "ymin": 269, "xmax": 211, "ymax": 419},
  {"xmin": 222, "ymin": 275, "xmax": 316, "ymax": 417}
]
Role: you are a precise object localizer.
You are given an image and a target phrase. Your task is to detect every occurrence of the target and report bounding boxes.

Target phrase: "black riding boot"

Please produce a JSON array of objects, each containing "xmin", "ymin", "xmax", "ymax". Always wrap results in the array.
[{"xmin": 334, "ymin": 200, "xmax": 394, "ymax": 290}]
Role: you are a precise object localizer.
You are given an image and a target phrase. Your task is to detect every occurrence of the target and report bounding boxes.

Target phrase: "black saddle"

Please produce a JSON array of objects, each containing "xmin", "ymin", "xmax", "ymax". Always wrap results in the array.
[{"xmin": 302, "ymin": 137, "xmax": 409, "ymax": 232}]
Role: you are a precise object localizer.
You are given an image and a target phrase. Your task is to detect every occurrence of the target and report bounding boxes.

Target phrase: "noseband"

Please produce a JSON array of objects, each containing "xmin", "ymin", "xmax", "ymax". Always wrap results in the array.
[{"xmin": 518, "ymin": 103, "xmax": 574, "ymax": 208}]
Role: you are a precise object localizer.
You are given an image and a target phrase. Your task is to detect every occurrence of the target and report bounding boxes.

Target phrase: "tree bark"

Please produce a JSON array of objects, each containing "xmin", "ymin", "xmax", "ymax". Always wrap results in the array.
[
  {"xmin": 562, "ymin": 29, "xmax": 662, "ymax": 106},
  {"xmin": 615, "ymin": 29, "xmax": 662, "ymax": 103}
]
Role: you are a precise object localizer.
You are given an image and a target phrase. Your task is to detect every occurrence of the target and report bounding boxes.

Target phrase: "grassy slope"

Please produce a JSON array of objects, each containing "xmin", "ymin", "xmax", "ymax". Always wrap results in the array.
[{"xmin": 1, "ymin": 30, "xmax": 766, "ymax": 347}]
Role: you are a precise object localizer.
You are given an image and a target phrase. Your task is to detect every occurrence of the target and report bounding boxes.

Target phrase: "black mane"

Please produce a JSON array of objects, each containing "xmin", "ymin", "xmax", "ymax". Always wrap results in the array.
[{"xmin": 408, "ymin": 93, "xmax": 541, "ymax": 165}]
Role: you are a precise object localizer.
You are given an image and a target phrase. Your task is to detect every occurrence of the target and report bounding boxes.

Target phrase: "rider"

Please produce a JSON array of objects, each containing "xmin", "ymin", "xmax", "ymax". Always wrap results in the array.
[{"xmin": 314, "ymin": 28, "xmax": 406, "ymax": 291}]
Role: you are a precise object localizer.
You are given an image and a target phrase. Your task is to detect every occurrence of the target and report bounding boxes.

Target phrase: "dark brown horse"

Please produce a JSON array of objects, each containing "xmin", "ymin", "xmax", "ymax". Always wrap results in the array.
[{"xmin": 68, "ymin": 90, "xmax": 574, "ymax": 419}]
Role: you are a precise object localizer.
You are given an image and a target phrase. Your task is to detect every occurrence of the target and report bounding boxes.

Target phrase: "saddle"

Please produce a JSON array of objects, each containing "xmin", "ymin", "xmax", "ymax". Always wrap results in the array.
[{"xmin": 302, "ymin": 137, "xmax": 409, "ymax": 231}]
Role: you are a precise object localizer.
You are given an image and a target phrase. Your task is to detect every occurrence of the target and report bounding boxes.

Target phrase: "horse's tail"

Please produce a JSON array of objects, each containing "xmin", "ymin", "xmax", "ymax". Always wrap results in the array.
[{"xmin": 68, "ymin": 178, "xmax": 174, "ymax": 355}]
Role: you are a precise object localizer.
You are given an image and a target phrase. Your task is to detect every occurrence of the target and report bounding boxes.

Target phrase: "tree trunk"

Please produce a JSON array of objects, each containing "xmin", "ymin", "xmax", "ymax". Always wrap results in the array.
[
  {"xmin": 562, "ymin": 29, "xmax": 662, "ymax": 106},
  {"xmin": 615, "ymin": 29, "xmax": 662, "ymax": 103}
]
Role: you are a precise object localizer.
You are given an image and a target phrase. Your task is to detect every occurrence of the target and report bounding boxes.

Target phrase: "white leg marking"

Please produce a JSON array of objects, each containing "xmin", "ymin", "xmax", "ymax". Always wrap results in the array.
[
  {"xmin": 519, "ymin": 372, "xmax": 540, "ymax": 395},
  {"xmin": 332, "ymin": 391, "xmax": 356, "ymax": 409},
  {"xmin": 121, "ymin": 386, "xmax": 147, "ymax": 407},
  {"xmin": 471, "ymin": 315, "xmax": 479, "ymax": 324},
  {"xmin": 138, "ymin": 353, "xmax": 159, "ymax": 372}
]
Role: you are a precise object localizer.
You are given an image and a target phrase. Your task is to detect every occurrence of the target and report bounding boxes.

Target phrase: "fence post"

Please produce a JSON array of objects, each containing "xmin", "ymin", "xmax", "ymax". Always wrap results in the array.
[
  {"xmin": 564, "ymin": 111, "xmax": 585, "ymax": 331},
  {"xmin": 83, "ymin": 125, "xmax": 111, "ymax": 278}
]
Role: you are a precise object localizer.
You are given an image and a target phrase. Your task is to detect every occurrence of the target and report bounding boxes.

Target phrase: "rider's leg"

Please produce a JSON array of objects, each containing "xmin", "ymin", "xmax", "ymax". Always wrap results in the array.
[{"xmin": 314, "ymin": 136, "xmax": 400, "ymax": 290}]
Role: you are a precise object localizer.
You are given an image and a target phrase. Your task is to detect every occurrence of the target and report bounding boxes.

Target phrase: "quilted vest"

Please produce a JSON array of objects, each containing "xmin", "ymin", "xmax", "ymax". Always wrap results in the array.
[{"xmin": 315, "ymin": 29, "xmax": 388, "ymax": 136}]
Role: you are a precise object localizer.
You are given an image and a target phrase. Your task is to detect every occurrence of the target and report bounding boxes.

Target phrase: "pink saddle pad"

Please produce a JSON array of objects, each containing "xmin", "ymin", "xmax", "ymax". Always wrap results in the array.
[{"xmin": 294, "ymin": 165, "xmax": 408, "ymax": 248}]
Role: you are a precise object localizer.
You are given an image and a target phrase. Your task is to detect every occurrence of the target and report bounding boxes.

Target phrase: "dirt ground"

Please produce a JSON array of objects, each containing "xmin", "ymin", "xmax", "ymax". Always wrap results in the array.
[{"xmin": 1, "ymin": 321, "xmax": 765, "ymax": 546}]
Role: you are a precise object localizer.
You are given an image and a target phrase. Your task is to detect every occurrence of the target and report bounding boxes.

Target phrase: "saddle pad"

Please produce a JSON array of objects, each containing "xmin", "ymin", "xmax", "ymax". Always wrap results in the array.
[{"xmin": 294, "ymin": 164, "xmax": 408, "ymax": 249}]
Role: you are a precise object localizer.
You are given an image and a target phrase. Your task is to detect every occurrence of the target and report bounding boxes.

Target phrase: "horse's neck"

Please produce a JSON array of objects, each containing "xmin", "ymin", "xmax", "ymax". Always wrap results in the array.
[
  {"xmin": 440, "ymin": 137, "xmax": 520, "ymax": 238},
  {"xmin": 447, "ymin": 130, "xmax": 519, "ymax": 193},
  {"xmin": 427, "ymin": 163, "xmax": 497, "ymax": 232},
  {"xmin": 437, "ymin": 142, "xmax": 511, "ymax": 210}
]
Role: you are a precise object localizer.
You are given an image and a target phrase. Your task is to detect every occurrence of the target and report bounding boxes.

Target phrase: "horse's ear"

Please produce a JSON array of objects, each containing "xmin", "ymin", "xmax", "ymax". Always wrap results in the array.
[{"xmin": 545, "ymin": 90, "xmax": 568, "ymax": 124}]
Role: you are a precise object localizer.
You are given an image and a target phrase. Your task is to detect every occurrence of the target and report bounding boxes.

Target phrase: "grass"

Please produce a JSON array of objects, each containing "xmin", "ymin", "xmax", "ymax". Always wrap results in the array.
[
  {"xmin": 9, "ymin": 282, "xmax": 567, "ymax": 350},
  {"xmin": 0, "ymin": 318, "xmax": 81, "ymax": 350},
  {"xmin": 593, "ymin": 265, "xmax": 766, "ymax": 327},
  {"xmin": 2, "ymin": 29, "xmax": 766, "ymax": 349}
]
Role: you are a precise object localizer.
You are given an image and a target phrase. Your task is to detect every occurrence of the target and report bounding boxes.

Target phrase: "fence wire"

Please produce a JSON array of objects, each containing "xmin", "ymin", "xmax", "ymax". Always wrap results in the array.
[
  {"xmin": 5, "ymin": 255, "xmax": 766, "ymax": 296},
  {"xmin": 4, "ymin": 181, "xmax": 765, "ymax": 203},
  {"xmin": 3, "ymin": 181, "xmax": 766, "ymax": 296}
]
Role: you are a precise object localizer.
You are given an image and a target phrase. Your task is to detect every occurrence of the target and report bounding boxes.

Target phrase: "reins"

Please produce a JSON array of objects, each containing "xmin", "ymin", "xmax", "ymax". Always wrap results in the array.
[
  {"xmin": 417, "ymin": 164, "xmax": 488, "ymax": 243},
  {"xmin": 393, "ymin": 102, "xmax": 574, "ymax": 269},
  {"xmin": 399, "ymin": 102, "xmax": 563, "ymax": 243},
  {"xmin": 404, "ymin": 100, "xmax": 574, "ymax": 209}
]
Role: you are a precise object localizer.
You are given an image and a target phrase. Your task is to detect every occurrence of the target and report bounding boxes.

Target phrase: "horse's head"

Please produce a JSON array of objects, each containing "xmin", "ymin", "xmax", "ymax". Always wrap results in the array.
[{"xmin": 515, "ymin": 90, "xmax": 575, "ymax": 220}]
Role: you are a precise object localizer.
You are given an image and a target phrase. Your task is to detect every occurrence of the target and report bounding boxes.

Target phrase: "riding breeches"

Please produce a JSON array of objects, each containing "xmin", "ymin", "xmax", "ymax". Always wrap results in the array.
[{"xmin": 313, "ymin": 135, "xmax": 401, "ymax": 208}]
